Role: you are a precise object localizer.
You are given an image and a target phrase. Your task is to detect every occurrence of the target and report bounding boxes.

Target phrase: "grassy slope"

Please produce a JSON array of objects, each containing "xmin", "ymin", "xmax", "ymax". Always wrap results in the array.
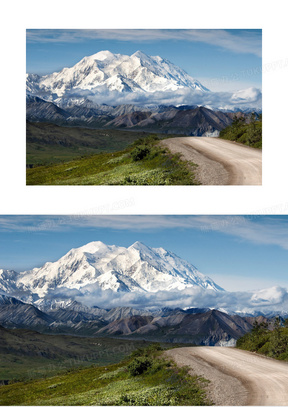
[
  {"xmin": 0, "ymin": 326, "xmax": 192, "ymax": 382},
  {"xmin": 0, "ymin": 326, "xmax": 152, "ymax": 381},
  {"xmin": 219, "ymin": 114, "xmax": 262, "ymax": 148},
  {"xmin": 27, "ymin": 137, "xmax": 198, "ymax": 185},
  {"xmin": 236, "ymin": 320, "xmax": 288, "ymax": 360},
  {"xmin": 26, "ymin": 122, "xmax": 158, "ymax": 166},
  {"xmin": 0, "ymin": 345, "xmax": 210, "ymax": 406}
]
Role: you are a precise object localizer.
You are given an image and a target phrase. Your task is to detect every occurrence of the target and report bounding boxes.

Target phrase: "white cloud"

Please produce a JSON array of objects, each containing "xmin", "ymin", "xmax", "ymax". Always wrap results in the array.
[
  {"xmin": 26, "ymin": 29, "xmax": 261, "ymax": 57},
  {"xmin": 2, "ymin": 216, "xmax": 288, "ymax": 253},
  {"xmin": 66, "ymin": 285, "xmax": 288, "ymax": 315},
  {"xmin": 60, "ymin": 86, "xmax": 262, "ymax": 111},
  {"xmin": 218, "ymin": 216, "xmax": 288, "ymax": 251}
]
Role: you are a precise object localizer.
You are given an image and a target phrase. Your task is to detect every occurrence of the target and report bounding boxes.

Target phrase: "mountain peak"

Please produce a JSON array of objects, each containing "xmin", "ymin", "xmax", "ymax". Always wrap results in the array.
[
  {"xmin": 90, "ymin": 50, "xmax": 115, "ymax": 61},
  {"xmin": 131, "ymin": 50, "xmax": 150, "ymax": 59},
  {"xmin": 79, "ymin": 241, "xmax": 109, "ymax": 253},
  {"xmin": 26, "ymin": 50, "xmax": 209, "ymax": 99},
  {"xmin": 129, "ymin": 241, "xmax": 149, "ymax": 250},
  {"xmin": 0, "ymin": 241, "xmax": 224, "ymax": 301}
]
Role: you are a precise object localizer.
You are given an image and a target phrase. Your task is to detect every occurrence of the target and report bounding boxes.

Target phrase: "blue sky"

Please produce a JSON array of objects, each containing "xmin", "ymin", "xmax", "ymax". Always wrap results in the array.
[
  {"xmin": 0, "ymin": 215, "xmax": 287, "ymax": 292},
  {"xmin": 26, "ymin": 29, "xmax": 262, "ymax": 92}
]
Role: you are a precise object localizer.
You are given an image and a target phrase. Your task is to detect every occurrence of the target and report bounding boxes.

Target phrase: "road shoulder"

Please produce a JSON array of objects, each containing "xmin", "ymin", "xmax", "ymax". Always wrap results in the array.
[
  {"xmin": 161, "ymin": 137, "xmax": 262, "ymax": 185},
  {"xmin": 161, "ymin": 138, "xmax": 229, "ymax": 185},
  {"xmin": 164, "ymin": 348, "xmax": 248, "ymax": 406}
]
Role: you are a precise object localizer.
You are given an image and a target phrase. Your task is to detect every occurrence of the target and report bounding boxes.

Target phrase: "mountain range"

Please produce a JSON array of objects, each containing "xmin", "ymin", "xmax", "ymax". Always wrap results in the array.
[
  {"xmin": 26, "ymin": 50, "xmax": 209, "ymax": 100},
  {"xmin": 26, "ymin": 96, "xmax": 240, "ymax": 137},
  {"xmin": 1, "ymin": 240, "xmax": 287, "ymax": 318},
  {"xmin": 0, "ymin": 240, "xmax": 286, "ymax": 345},
  {"xmin": 0, "ymin": 294, "xmax": 267, "ymax": 346},
  {"xmin": 0, "ymin": 241, "xmax": 223, "ymax": 302},
  {"xmin": 26, "ymin": 50, "xmax": 262, "ymax": 115}
]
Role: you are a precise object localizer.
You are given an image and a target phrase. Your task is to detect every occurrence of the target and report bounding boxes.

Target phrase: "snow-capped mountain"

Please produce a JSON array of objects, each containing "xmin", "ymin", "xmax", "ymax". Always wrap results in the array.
[
  {"xmin": 0, "ymin": 241, "xmax": 223, "ymax": 300},
  {"xmin": 0, "ymin": 269, "xmax": 19, "ymax": 293},
  {"xmin": 26, "ymin": 50, "xmax": 209, "ymax": 101}
]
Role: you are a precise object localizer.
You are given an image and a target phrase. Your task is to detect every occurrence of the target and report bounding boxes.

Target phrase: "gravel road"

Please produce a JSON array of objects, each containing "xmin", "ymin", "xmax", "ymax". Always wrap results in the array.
[
  {"xmin": 165, "ymin": 347, "xmax": 288, "ymax": 405},
  {"xmin": 161, "ymin": 137, "xmax": 262, "ymax": 185}
]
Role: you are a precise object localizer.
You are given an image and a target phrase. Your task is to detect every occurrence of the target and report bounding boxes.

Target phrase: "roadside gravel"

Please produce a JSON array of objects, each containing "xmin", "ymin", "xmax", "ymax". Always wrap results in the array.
[
  {"xmin": 161, "ymin": 137, "xmax": 262, "ymax": 185},
  {"xmin": 165, "ymin": 347, "xmax": 288, "ymax": 406}
]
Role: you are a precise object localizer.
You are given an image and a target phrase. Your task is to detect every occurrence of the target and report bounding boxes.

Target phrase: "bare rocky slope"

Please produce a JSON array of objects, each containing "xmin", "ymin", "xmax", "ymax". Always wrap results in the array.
[{"xmin": 0, "ymin": 296, "xmax": 263, "ymax": 346}]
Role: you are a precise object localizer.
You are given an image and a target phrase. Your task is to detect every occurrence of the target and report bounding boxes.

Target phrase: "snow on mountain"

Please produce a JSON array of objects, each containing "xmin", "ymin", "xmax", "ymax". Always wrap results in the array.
[
  {"xmin": 0, "ymin": 269, "xmax": 19, "ymax": 293},
  {"xmin": 106, "ymin": 241, "xmax": 223, "ymax": 292},
  {"xmin": 6, "ymin": 242, "xmax": 287, "ymax": 317},
  {"xmin": 17, "ymin": 241, "xmax": 126, "ymax": 295},
  {"xmin": 0, "ymin": 241, "xmax": 223, "ymax": 300},
  {"xmin": 26, "ymin": 50, "xmax": 209, "ymax": 100},
  {"xmin": 26, "ymin": 51, "xmax": 262, "ymax": 111}
]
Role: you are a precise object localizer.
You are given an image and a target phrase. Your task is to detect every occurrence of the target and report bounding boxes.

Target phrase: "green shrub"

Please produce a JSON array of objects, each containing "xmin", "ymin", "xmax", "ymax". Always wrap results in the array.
[
  {"xmin": 130, "ymin": 344, "xmax": 162, "ymax": 359},
  {"xmin": 132, "ymin": 135, "xmax": 159, "ymax": 147},
  {"xmin": 131, "ymin": 145, "xmax": 151, "ymax": 161},
  {"xmin": 128, "ymin": 357, "xmax": 153, "ymax": 376},
  {"xmin": 117, "ymin": 385, "xmax": 177, "ymax": 405}
]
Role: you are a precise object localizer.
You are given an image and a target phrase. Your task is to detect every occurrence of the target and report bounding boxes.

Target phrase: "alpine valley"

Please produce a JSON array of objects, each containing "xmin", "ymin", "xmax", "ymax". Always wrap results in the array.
[{"xmin": 0, "ymin": 241, "xmax": 285, "ymax": 348}]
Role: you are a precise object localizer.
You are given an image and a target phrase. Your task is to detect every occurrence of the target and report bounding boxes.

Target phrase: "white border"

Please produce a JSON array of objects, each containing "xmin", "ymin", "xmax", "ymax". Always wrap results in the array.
[{"xmin": 1, "ymin": 0, "xmax": 288, "ymax": 215}]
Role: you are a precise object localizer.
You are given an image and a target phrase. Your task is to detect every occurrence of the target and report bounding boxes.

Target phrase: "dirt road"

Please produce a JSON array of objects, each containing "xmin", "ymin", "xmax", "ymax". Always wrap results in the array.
[
  {"xmin": 161, "ymin": 137, "xmax": 262, "ymax": 185},
  {"xmin": 165, "ymin": 347, "xmax": 288, "ymax": 405}
]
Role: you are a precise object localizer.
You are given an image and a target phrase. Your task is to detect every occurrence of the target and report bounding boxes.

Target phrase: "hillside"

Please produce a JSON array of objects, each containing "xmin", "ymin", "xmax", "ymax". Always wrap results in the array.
[
  {"xmin": 0, "ymin": 324, "xmax": 148, "ymax": 381},
  {"xmin": 26, "ymin": 121, "xmax": 157, "ymax": 166},
  {"xmin": 236, "ymin": 318, "xmax": 288, "ymax": 360},
  {"xmin": 0, "ymin": 344, "xmax": 210, "ymax": 406},
  {"xmin": 27, "ymin": 97, "xmax": 237, "ymax": 139},
  {"xmin": 0, "ymin": 295, "xmax": 260, "ymax": 348},
  {"xmin": 97, "ymin": 309, "xmax": 254, "ymax": 346},
  {"xmin": 219, "ymin": 113, "xmax": 262, "ymax": 148},
  {"xmin": 26, "ymin": 136, "xmax": 198, "ymax": 185}
]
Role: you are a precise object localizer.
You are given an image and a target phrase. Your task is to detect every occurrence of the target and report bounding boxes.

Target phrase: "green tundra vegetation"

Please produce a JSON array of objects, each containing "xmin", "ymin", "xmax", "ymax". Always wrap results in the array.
[
  {"xmin": 219, "ymin": 113, "xmax": 262, "ymax": 148},
  {"xmin": 0, "ymin": 331, "xmax": 152, "ymax": 382},
  {"xmin": 236, "ymin": 317, "xmax": 288, "ymax": 360},
  {"xmin": 26, "ymin": 135, "xmax": 198, "ymax": 186},
  {"xmin": 26, "ymin": 122, "xmax": 161, "ymax": 167},
  {"xmin": 0, "ymin": 344, "xmax": 211, "ymax": 406}
]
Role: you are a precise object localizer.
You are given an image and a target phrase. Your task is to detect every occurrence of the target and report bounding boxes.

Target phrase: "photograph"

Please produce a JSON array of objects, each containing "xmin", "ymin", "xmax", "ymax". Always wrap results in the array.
[
  {"xmin": 26, "ymin": 29, "xmax": 262, "ymax": 186},
  {"xmin": 0, "ymin": 215, "xmax": 287, "ymax": 405},
  {"xmin": 1, "ymin": 0, "xmax": 288, "ymax": 405}
]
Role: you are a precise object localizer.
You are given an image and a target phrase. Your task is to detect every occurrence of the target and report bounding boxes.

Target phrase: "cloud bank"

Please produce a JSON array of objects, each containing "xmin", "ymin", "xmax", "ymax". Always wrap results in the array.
[
  {"xmin": 40, "ymin": 284, "xmax": 288, "ymax": 315},
  {"xmin": 57, "ymin": 86, "xmax": 262, "ymax": 111}
]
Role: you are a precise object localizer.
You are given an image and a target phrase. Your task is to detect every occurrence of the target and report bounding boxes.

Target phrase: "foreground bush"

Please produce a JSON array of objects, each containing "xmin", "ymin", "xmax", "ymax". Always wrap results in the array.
[{"xmin": 128, "ymin": 356, "xmax": 153, "ymax": 376}]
